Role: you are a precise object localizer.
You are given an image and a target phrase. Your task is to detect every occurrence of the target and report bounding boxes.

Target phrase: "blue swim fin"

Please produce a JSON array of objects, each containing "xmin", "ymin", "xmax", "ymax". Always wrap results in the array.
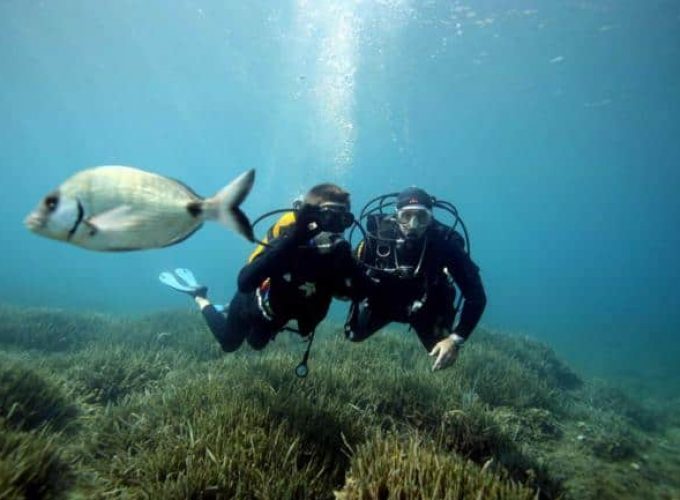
[
  {"xmin": 159, "ymin": 270, "xmax": 208, "ymax": 298},
  {"xmin": 175, "ymin": 268, "xmax": 199, "ymax": 288},
  {"xmin": 159, "ymin": 271, "xmax": 194, "ymax": 292}
]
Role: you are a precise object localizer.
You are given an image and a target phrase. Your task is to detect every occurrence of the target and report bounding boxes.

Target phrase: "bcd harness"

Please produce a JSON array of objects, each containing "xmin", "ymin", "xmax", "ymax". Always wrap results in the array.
[{"xmin": 347, "ymin": 193, "xmax": 471, "ymax": 328}]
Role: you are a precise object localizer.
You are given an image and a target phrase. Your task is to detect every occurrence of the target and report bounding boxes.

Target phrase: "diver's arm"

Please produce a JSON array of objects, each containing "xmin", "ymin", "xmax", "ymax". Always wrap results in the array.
[
  {"xmin": 237, "ymin": 237, "xmax": 297, "ymax": 292},
  {"xmin": 238, "ymin": 211, "xmax": 321, "ymax": 293},
  {"xmin": 335, "ymin": 239, "xmax": 378, "ymax": 300},
  {"xmin": 337, "ymin": 250, "xmax": 377, "ymax": 301},
  {"xmin": 446, "ymin": 243, "xmax": 487, "ymax": 340}
]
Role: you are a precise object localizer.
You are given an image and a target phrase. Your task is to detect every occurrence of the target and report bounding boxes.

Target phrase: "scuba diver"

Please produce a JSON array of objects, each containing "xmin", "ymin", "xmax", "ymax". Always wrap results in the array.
[
  {"xmin": 160, "ymin": 183, "xmax": 364, "ymax": 376},
  {"xmin": 345, "ymin": 187, "xmax": 487, "ymax": 371}
]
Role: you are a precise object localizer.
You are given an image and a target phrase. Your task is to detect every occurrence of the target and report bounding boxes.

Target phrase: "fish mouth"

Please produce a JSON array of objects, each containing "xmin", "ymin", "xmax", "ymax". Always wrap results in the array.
[{"xmin": 24, "ymin": 213, "xmax": 45, "ymax": 232}]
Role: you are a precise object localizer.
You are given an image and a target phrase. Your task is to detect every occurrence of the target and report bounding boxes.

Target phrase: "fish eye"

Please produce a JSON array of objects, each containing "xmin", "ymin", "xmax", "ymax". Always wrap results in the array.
[{"xmin": 44, "ymin": 194, "xmax": 59, "ymax": 212}]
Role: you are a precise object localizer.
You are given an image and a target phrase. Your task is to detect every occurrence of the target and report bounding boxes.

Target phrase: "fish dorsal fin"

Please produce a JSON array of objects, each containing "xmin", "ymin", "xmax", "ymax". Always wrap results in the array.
[{"xmin": 87, "ymin": 205, "xmax": 140, "ymax": 233}]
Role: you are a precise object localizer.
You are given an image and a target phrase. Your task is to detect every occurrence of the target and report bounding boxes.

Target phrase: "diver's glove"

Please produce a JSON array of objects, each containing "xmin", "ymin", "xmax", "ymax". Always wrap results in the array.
[
  {"xmin": 429, "ymin": 333, "xmax": 465, "ymax": 371},
  {"xmin": 290, "ymin": 204, "xmax": 323, "ymax": 243}
]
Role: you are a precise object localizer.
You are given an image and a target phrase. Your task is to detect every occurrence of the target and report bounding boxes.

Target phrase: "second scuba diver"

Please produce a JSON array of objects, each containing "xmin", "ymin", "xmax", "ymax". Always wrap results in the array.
[
  {"xmin": 345, "ymin": 187, "xmax": 487, "ymax": 371},
  {"xmin": 161, "ymin": 183, "xmax": 366, "ymax": 375}
]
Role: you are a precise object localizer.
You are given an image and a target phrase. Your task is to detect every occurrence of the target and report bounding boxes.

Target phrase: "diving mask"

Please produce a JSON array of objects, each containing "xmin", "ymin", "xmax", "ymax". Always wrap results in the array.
[
  {"xmin": 314, "ymin": 202, "xmax": 354, "ymax": 233},
  {"xmin": 396, "ymin": 205, "xmax": 432, "ymax": 239}
]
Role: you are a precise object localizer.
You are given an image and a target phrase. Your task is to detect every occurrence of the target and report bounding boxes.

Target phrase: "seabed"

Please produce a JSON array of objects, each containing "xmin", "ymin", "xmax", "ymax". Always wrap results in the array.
[{"xmin": 1, "ymin": 304, "xmax": 678, "ymax": 499}]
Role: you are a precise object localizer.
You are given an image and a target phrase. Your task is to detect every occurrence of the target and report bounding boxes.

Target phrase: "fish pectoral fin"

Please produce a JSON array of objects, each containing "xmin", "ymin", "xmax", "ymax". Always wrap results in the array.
[
  {"xmin": 86, "ymin": 205, "xmax": 140, "ymax": 234},
  {"xmin": 83, "ymin": 219, "xmax": 98, "ymax": 236}
]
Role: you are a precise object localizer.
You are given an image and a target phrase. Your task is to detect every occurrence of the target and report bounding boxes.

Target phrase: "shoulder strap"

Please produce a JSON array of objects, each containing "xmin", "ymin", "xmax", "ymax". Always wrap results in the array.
[{"xmin": 248, "ymin": 211, "xmax": 297, "ymax": 262}]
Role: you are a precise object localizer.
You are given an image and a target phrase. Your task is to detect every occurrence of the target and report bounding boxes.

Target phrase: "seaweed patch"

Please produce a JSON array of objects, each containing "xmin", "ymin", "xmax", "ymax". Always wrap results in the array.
[{"xmin": 0, "ymin": 305, "xmax": 678, "ymax": 499}]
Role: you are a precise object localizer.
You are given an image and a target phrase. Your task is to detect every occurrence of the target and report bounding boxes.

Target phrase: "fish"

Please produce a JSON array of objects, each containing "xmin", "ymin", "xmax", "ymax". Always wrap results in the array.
[{"xmin": 24, "ymin": 165, "xmax": 255, "ymax": 251}]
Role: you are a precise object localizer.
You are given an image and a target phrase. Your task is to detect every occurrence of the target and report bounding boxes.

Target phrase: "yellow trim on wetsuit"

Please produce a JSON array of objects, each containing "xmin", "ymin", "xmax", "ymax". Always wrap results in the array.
[
  {"xmin": 355, "ymin": 240, "xmax": 366, "ymax": 261},
  {"xmin": 248, "ymin": 211, "xmax": 297, "ymax": 262}
]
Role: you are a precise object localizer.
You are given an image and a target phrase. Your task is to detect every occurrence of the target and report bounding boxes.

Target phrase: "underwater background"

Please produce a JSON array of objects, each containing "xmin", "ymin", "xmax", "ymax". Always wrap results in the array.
[
  {"xmin": 2, "ymin": 0, "xmax": 679, "ymax": 381},
  {"xmin": 1, "ymin": 1, "xmax": 680, "ymax": 498}
]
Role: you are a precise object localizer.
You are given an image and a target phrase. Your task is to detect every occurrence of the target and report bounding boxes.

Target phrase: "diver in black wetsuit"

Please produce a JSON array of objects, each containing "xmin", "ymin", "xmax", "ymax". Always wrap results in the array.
[
  {"xmin": 161, "ymin": 184, "xmax": 361, "ymax": 356},
  {"xmin": 345, "ymin": 187, "xmax": 487, "ymax": 371}
]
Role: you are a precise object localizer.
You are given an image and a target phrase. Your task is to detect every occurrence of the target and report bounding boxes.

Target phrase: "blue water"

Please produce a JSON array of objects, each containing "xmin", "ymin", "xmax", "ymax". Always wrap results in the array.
[{"xmin": 1, "ymin": 1, "xmax": 679, "ymax": 378}]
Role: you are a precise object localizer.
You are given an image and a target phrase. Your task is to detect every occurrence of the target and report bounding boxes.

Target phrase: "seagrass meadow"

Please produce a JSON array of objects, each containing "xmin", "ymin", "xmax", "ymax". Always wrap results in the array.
[{"xmin": 0, "ymin": 303, "xmax": 678, "ymax": 499}]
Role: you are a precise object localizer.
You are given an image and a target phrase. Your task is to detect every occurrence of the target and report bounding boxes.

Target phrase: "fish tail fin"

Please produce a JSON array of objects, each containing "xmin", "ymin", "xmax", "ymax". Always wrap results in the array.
[{"xmin": 202, "ymin": 169, "xmax": 255, "ymax": 242}]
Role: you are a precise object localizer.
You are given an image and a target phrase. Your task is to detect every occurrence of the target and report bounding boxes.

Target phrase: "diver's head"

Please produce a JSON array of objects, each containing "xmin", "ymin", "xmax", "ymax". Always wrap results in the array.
[
  {"xmin": 301, "ymin": 183, "xmax": 354, "ymax": 234},
  {"xmin": 395, "ymin": 187, "xmax": 433, "ymax": 240},
  {"xmin": 296, "ymin": 183, "xmax": 354, "ymax": 254}
]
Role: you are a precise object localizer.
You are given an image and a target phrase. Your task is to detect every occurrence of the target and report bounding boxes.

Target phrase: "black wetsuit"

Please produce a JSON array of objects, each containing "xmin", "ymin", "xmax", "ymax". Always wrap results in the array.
[
  {"xmin": 345, "ymin": 220, "xmax": 487, "ymax": 351},
  {"xmin": 203, "ymin": 231, "xmax": 362, "ymax": 352}
]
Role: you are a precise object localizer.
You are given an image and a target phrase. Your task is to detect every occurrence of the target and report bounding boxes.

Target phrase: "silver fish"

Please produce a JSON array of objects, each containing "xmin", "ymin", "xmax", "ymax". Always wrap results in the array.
[{"xmin": 24, "ymin": 165, "xmax": 255, "ymax": 251}]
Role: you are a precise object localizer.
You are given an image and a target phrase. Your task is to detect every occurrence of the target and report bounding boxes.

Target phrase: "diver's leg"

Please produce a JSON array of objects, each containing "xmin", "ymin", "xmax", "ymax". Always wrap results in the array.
[
  {"xmin": 344, "ymin": 298, "xmax": 391, "ymax": 342},
  {"xmin": 202, "ymin": 292, "xmax": 251, "ymax": 352},
  {"xmin": 217, "ymin": 292, "xmax": 281, "ymax": 352},
  {"xmin": 159, "ymin": 268, "xmax": 238, "ymax": 350},
  {"xmin": 245, "ymin": 326, "xmax": 276, "ymax": 350},
  {"xmin": 243, "ymin": 303, "xmax": 283, "ymax": 351}
]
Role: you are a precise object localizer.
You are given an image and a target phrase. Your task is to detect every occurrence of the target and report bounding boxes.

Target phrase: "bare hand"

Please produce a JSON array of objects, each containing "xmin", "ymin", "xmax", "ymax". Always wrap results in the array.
[{"xmin": 429, "ymin": 336, "xmax": 461, "ymax": 371}]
